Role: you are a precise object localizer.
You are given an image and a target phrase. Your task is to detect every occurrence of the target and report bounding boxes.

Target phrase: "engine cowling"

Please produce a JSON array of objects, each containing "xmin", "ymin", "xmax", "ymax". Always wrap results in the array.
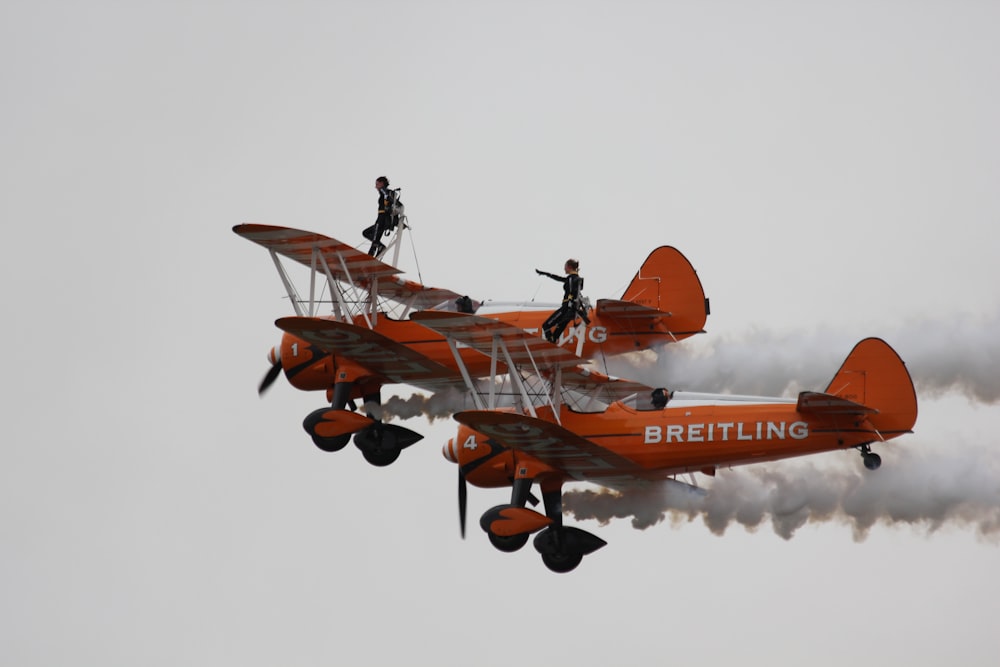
[
  {"xmin": 278, "ymin": 332, "xmax": 336, "ymax": 391},
  {"xmin": 443, "ymin": 423, "xmax": 515, "ymax": 489}
]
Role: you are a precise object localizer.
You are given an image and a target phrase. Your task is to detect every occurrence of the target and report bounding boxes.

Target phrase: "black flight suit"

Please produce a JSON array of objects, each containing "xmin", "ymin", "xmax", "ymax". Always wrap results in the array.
[
  {"xmin": 539, "ymin": 271, "xmax": 585, "ymax": 343},
  {"xmin": 363, "ymin": 187, "xmax": 395, "ymax": 256}
]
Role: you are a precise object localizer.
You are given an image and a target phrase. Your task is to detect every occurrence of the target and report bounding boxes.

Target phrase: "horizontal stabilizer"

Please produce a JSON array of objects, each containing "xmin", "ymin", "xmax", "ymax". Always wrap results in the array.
[
  {"xmin": 795, "ymin": 391, "xmax": 877, "ymax": 416},
  {"xmin": 596, "ymin": 299, "xmax": 672, "ymax": 320}
]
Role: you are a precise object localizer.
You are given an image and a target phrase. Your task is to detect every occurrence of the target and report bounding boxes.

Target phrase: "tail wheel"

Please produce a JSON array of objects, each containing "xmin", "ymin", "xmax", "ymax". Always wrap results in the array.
[{"xmin": 858, "ymin": 444, "xmax": 882, "ymax": 471}]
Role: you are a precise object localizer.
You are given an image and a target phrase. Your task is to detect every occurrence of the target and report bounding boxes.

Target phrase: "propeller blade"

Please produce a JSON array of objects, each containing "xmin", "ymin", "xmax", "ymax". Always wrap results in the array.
[
  {"xmin": 258, "ymin": 360, "xmax": 282, "ymax": 396},
  {"xmin": 458, "ymin": 468, "xmax": 468, "ymax": 539}
]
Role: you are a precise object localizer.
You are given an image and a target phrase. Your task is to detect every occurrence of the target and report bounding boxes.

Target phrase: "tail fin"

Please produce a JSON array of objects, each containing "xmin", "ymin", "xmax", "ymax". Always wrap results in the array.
[
  {"xmin": 824, "ymin": 338, "xmax": 918, "ymax": 438},
  {"xmin": 620, "ymin": 246, "xmax": 709, "ymax": 335}
]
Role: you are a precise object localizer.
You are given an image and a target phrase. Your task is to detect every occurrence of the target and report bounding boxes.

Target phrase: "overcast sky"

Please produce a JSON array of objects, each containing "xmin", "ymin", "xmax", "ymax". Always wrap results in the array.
[{"xmin": 3, "ymin": 1, "xmax": 999, "ymax": 665}]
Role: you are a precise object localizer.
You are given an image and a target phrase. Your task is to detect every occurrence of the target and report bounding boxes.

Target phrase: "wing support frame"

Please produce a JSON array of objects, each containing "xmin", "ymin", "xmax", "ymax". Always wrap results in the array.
[
  {"xmin": 445, "ymin": 337, "xmax": 486, "ymax": 410},
  {"xmin": 332, "ymin": 250, "xmax": 374, "ymax": 329},
  {"xmin": 314, "ymin": 249, "xmax": 346, "ymax": 322},
  {"xmin": 269, "ymin": 249, "xmax": 305, "ymax": 317},
  {"xmin": 497, "ymin": 337, "xmax": 539, "ymax": 420},
  {"xmin": 267, "ymin": 245, "xmax": 362, "ymax": 322},
  {"xmin": 572, "ymin": 322, "xmax": 586, "ymax": 358}
]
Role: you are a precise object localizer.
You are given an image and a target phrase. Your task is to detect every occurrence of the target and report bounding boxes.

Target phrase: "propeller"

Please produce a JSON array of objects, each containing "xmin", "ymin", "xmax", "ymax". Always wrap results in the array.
[
  {"xmin": 458, "ymin": 467, "xmax": 468, "ymax": 539},
  {"xmin": 258, "ymin": 347, "xmax": 282, "ymax": 396}
]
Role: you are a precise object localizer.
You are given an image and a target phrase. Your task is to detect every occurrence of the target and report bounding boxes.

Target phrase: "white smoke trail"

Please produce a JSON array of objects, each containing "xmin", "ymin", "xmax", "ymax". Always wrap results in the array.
[
  {"xmin": 602, "ymin": 310, "xmax": 1000, "ymax": 403},
  {"xmin": 567, "ymin": 314, "xmax": 1000, "ymax": 540},
  {"xmin": 563, "ymin": 441, "xmax": 1000, "ymax": 542},
  {"xmin": 381, "ymin": 387, "xmax": 471, "ymax": 421},
  {"xmin": 382, "ymin": 381, "xmax": 522, "ymax": 421},
  {"xmin": 381, "ymin": 310, "xmax": 1000, "ymax": 422}
]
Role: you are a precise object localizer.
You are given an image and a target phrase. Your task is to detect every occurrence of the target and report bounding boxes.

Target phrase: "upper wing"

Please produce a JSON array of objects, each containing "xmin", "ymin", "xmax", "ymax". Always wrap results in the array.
[
  {"xmin": 234, "ymin": 223, "xmax": 469, "ymax": 309},
  {"xmin": 376, "ymin": 275, "xmax": 472, "ymax": 312},
  {"xmin": 411, "ymin": 310, "xmax": 659, "ymax": 401},
  {"xmin": 454, "ymin": 410, "xmax": 643, "ymax": 481},
  {"xmin": 275, "ymin": 316, "xmax": 465, "ymax": 389},
  {"xmin": 562, "ymin": 368, "xmax": 657, "ymax": 404},
  {"xmin": 410, "ymin": 311, "xmax": 582, "ymax": 368},
  {"xmin": 233, "ymin": 223, "xmax": 401, "ymax": 281}
]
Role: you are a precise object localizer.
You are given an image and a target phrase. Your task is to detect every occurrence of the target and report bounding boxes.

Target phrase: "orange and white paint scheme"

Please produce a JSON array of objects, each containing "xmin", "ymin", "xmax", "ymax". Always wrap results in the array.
[
  {"xmin": 234, "ymin": 223, "xmax": 916, "ymax": 573},
  {"xmin": 418, "ymin": 312, "xmax": 917, "ymax": 573},
  {"xmin": 234, "ymin": 223, "xmax": 709, "ymax": 466}
]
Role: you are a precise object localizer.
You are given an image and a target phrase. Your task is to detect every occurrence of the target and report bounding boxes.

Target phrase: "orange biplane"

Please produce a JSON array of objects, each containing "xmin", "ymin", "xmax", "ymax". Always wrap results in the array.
[
  {"xmin": 233, "ymin": 223, "xmax": 710, "ymax": 466},
  {"xmin": 412, "ymin": 311, "xmax": 918, "ymax": 572}
]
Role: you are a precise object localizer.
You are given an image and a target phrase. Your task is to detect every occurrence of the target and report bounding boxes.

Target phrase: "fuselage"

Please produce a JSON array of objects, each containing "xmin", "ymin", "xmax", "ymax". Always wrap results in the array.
[
  {"xmin": 279, "ymin": 306, "xmax": 699, "ymax": 393},
  {"xmin": 449, "ymin": 400, "xmax": 884, "ymax": 489}
]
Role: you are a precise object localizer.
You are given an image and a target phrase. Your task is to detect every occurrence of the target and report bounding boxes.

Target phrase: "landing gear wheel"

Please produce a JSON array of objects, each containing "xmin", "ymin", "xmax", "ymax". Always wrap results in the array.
[
  {"xmin": 311, "ymin": 434, "xmax": 350, "ymax": 452},
  {"xmin": 863, "ymin": 452, "xmax": 882, "ymax": 470},
  {"xmin": 858, "ymin": 444, "xmax": 882, "ymax": 471},
  {"xmin": 488, "ymin": 532, "xmax": 529, "ymax": 553},
  {"xmin": 541, "ymin": 550, "xmax": 583, "ymax": 573},
  {"xmin": 360, "ymin": 446, "xmax": 401, "ymax": 467},
  {"xmin": 354, "ymin": 426, "xmax": 401, "ymax": 467}
]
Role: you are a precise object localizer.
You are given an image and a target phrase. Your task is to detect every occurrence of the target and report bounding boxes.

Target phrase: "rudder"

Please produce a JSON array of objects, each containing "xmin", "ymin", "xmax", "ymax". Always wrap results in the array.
[
  {"xmin": 620, "ymin": 246, "xmax": 709, "ymax": 334},
  {"xmin": 824, "ymin": 338, "xmax": 917, "ymax": 438}
]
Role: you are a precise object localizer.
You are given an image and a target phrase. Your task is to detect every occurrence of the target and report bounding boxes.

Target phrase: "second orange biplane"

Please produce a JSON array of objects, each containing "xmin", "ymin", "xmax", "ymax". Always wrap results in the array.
[
  {"xmin": 410, "ymin": 311, "xmax": 918, "ymax": 572},
  {"xmin": 233, "ymin": 223, "xmax": 710, "ymax": 466}
]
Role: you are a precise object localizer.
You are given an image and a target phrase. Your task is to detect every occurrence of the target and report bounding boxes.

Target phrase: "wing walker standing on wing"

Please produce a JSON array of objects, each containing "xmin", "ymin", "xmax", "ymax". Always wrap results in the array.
[{"xmin": 536, "ymin": 258, "xmax": 590, "ymax": 344}]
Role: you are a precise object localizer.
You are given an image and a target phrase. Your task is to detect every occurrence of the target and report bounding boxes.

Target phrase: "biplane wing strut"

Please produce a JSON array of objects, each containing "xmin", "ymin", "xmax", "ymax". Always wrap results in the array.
[
  {"xmin": 411, "ymin": 311, "xmax": 585, "ymax": 423},
  {"xmin": 234, "ymin": 224, "xmax": 409, "ymax": 326},
  {"xmin": 441, "ymin": 329, "xmax": 550, "ymax": 420},
  {"xmin": 234, "ymin": 223, "xmax": 478, "ymax": 326},
  {"xmin": 410, "ymin": 311, "xmax": 659, "ymax": 424}
]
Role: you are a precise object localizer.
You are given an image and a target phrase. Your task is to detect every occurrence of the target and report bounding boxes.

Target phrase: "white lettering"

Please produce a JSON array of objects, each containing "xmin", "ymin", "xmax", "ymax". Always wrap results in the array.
[
  {"xmin": 588, "ymin": 326, "xmax": 608, "ymax": 344},
  {"xmin": 643, "ymin": 420, "xmax": 811, "ymax": 445},
  {"xmin": 463, "ymin": 435, "xmax": 478, "ymax": 450}
]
